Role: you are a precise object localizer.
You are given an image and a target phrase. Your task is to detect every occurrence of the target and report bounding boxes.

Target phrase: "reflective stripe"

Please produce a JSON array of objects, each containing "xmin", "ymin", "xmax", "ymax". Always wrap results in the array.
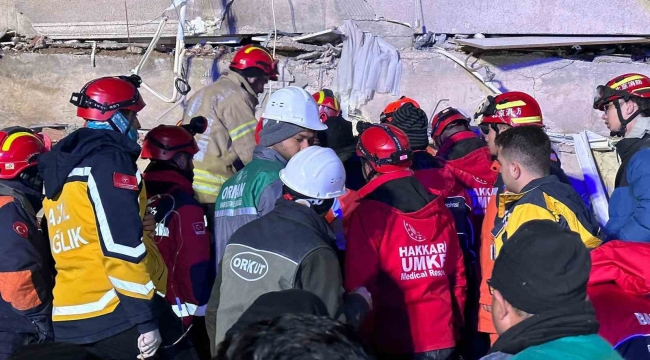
[
  {"xmin": 317, "ymin": 91, "xmax": 325, "ymax": 104},
  {"xmin": 193, "ymin": 183, "xmax": 221, "ymax": 196},
  {"xmin": 136, "ymin": 170, "xmax": 142, "ymax": 184},
  {"xmin": 68, "ymin": 167, "xmax": 91, "ymax": 177},
  {"xmin": 108, "ymin": 276, "xmax": 154, "ymax": 296},
  {"xmin": 496, "ymin": 100, "xmax": 526, "ymax": 109},
  {"xmin": 215, "ymin": 207, "xmax": 257, "ymax": 217},
  {"xmin": 171, "ymin": 302, "xmax": 206, "ymax": 318},
  {"xmin": 193, "ymin": 169, "xmax": 228, "ymax": 184},
  {"xmin": 229, "ymin": 120, "xmax": 258, "ymax": 141},
  {"xmin": 157, "ymin": 291, "xmax": 166, "ymax": 298},
  {"xmin": 88, "ymin": 171, "xmax": 147, "ymax": 258},
  {"xmin": 610, "ymin": 74, "xmax": 645, "ymax": 89},
  {"xmin": 52, "ymin": 289, "xmax": 117, "ymax": 316},
  {"xmin": 510, "ymin": 116, "xmax": 543, "ymax": 124},
  {"xmin": 2, "ymin": 133, "xmax": 40, "ymax": 152}
]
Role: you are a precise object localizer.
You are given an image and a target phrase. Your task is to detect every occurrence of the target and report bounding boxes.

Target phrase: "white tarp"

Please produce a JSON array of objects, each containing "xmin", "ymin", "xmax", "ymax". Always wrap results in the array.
[{"xmin": 335, "ymin": 20, "xmax": 402, "ymax": 118}]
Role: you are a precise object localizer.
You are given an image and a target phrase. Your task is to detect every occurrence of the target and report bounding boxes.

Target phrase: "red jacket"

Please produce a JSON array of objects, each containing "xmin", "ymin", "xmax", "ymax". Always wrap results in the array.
[
  {"xmin": 144, "ymin": 169, "xmax": 214, "ymax": 326},
  {"xmin": 438, "ymin": 132, "xmax": 499, "ymax": 217},
  {"xmin": 345, "ymin": 170, "xmax": 466, "ymax": 354},
  {"xmin": 588, "ymin": 241, "xmax": 650, "ymax": 349}
]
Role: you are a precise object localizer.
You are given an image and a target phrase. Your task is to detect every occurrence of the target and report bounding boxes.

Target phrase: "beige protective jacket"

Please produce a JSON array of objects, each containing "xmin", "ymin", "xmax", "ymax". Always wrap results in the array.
[{"xmin": 182, "ymin": 71, "xmax": 258, "ymax": 204}]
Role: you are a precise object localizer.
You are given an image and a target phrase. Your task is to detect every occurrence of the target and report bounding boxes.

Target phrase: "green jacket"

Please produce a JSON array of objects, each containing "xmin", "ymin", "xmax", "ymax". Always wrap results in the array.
[{"xmin": 483, "ymin": 335, "xmax": 623, "ymax": 360}]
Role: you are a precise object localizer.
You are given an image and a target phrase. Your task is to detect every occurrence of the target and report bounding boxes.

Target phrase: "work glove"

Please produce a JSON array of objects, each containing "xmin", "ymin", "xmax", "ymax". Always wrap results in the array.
[{"xmin": 137, "ymin": 329, "xmax": 162, "ymax": 359}]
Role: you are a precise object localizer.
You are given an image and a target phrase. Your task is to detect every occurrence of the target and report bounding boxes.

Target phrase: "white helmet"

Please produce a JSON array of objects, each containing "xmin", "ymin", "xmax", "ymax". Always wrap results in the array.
[
  {"xmin": 262, "ymin": 86, "xmax": 327, "ymax": 131},
  {"xmin": 279, "ymin": 146, "xmax": 347, "ymax": 199}
]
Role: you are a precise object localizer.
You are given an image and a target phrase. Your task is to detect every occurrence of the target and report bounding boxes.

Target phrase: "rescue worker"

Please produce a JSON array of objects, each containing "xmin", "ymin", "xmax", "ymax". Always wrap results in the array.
[
  {"xmin": 208, "ymin": 146, "xmax": 370, "ymax": 354},
  {"xmin": 38, "ymin": 75, "xmax": 196, "ymax": 360},
  {"xmin": 430, "ymin": 107, "xmax": 496, "ymax": 358},
  {"xmin": 0, "ymin": 128, "xmax": 53, "ymax": 360},
  {"xmin": 181, "ymin": 45, "xmax": 278, "ymax": 217},
  {"xmin": 312, "ymin": 89, "xmax": 363, "ymax": 252},
  {"xmin": 483, "ymin": 220, "xmax": 621, "ymax": 360},
  {"xmin": 141, "ymin": 117, "xmax": 214, "ymax": 359},
  {"xmin": 474, "ymin": 91, "xmax": 571, "ymax": 344},
  {"xmin": 379, "ymin": 95, "xmax": 420, "ymax": 123},
  {"xmin": 431, "ymin": 106, "xmax": 498, "ymax": 217},
  {"xmin": 345, "ymin": 123, "xmax": 466, "ymax": 360},
  {"xmin": 593, "ymin": 73, "xmax": 650, "ymax": 242},
  {"xmin": 492, "ymin": 125, "xmax": 601, "ymax": 252},
  {"xmin": 212, "ymin": 86, "xmax": 326, "ymax": 265},
  {"xmin": 588, "ymin": 240, "xmax": 650, "ymax": 360}
]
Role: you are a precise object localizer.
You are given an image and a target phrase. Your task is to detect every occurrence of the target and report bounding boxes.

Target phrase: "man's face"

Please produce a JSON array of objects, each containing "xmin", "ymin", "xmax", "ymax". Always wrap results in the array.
[
  {"xmin": 249, "ymin": 75, "xmax": 270, "ymax": 95},
  {"xmin": 122, "ymin": 110, "xmax": 141, "ymax": 130},
  {"xmin": 272, "ymin": 130, "xmax": 315, "ymax": 160},
  {"xmin": 497, "ymin": 147, "xmax": 518, "ymax": 192},
  {"xmin": 601, "ymin": 101, "xmax": 623, "ymax": 134},
  {"xmin": 481, "ymin": 124, "xmax": 500, "ymax": 156}
]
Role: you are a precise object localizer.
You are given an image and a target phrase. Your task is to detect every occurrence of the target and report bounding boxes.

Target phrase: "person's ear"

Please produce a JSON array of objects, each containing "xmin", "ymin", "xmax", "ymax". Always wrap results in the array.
[
  {"xmin": 511, "ymin": 161, "xmax": 521, "ymax": 180},
  {"xmin": 624, "ymin": 100, "xmax": 638, "ymax": 117},
  {"xmin": 492, "ymin": 289, "xmax": 509, "ymax": 321},
  {"xmin": 174, "ymin": 153, "xmax": 189, "ymax": 170}
]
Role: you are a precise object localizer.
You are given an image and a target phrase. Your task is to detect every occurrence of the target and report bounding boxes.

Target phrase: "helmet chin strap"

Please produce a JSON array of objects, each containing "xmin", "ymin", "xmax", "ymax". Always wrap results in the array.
[
  {"xmin": 360, "ymin": 158, "xmax": 377, "ymax": 182},
  {"xmin": 613, "ymin": 101, "xmax": 642, "ymax": 137}
]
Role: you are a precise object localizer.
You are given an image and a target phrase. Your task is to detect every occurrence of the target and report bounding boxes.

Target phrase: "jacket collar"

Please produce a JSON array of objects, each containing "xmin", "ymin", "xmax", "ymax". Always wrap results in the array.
[
  {"xmin": 252, "ymin": 146, "xmax": 288, "ymax": 165},
  {"xmin": 488, "ymin": 302, "xmax": 599, "ymax": 356},
  {"xmin": 274, "ymin": 198, "xmax": 335, "ymax": 242},
  {"xmin": 358, "ymin": 169, "xmax": 414, "ymax": 199},
  {"xmin": 437, "ymin": 130, "xmax": 478, "ymax": 156},
  {"xmin": 223, "ymin": 71, "xmax": 258, "ymax": 100},
  {"xmin": 143, "ymin": 169, "xmax": 193, "ymax": 194},
  {"xmin": 497, "ymin": 175, "xmax": 559, "ymax": 218}
]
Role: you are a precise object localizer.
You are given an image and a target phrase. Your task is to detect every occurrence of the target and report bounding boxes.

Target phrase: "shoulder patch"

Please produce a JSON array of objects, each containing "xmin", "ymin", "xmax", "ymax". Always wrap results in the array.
[
  {"xmin": 13, "ymin": 222, "xmax": 28, "ymax": 238},
  {"xmin": 192, "ymin": 222, "xmax": 206, "ymax": 235},
  {"xmin": 113, "ymin": 173, "xmax": 139, "ymax": 191}
]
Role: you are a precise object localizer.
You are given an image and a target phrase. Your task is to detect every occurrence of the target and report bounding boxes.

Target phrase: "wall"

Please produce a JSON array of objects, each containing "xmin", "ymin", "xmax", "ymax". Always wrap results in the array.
[
  {"xmin": 2, "ymin": 50, "xmax": 649, "ymax": 135},
  {"xmin": 0, "ymin": 0, "xmax": 36, "ymax": 35}
]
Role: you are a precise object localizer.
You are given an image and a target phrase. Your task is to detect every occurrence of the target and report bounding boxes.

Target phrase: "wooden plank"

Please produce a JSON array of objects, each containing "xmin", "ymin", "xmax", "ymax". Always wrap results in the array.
[{"xmin": 455, "ymin": 36, "xmax": 650, "ymax": 50}]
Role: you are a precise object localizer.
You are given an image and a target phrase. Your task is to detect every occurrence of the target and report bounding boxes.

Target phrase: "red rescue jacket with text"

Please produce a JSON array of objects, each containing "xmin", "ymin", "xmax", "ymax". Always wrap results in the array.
[
  {"xmin": 588, "ymin": 240, "xmax": 650, "ymax": 354},
  {"xmin": 345, "ymin": 170, "xmax": 466, "ymax": 354},
  {"xmin": 144, "ymin": 169, "xmax": 214, "ymax": 327}
]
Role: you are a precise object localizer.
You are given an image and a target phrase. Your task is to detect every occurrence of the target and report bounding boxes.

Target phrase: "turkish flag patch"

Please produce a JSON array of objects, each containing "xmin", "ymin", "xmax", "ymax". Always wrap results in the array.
[
  {"xmin": 192, "ymin": 222, "xmax": 206, "ymax": 235},
  {"xmin": 13, "ymin": 222, "xmax": 28, "ymax": 238},
  {"xmin": 113, "ymin": 173, "xmax": 139, "ymax": 191}
]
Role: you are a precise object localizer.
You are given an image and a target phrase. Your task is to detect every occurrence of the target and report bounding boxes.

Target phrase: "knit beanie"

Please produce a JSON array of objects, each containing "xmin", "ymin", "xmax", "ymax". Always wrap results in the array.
[
  {"xmin": 259, "ymin": 120, "xmax": 306, "ymax": 147},
  {"xmin": 391, "ymin": 102, "xmax": 429, "ymax": 150},
  {"xmin": 488, "ymin": 220, "xmax": 591, "ymax": 314},
  {"xmin": 316, "ymin": 115, "xmax": 355, "ymax": 151}
]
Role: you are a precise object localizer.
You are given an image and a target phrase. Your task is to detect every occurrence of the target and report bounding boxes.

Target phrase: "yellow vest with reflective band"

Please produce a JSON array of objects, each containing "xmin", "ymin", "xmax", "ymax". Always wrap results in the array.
[{"xmin": 44, "ymin": 170, "xmax": 167, "ymax": 322}]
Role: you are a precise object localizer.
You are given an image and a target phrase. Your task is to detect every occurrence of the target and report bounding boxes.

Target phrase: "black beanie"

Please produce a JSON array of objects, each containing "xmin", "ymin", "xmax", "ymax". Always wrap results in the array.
[
  {"xmin": 391, "ymin": 102, "xmax": 429, "ymax": 150},
  {"xmin": 488, "ymin": 220, "xmax": 591, "ymax": 314},
  {"xmin": 317, "ymin": 115, "xmax": 355, "ymax": 151}
]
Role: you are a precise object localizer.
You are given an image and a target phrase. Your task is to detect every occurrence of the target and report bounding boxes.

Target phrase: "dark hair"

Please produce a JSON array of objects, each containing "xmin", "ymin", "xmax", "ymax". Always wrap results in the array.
[
  {"xmin": 230, "ymin": 67, "xmax": 266, "ymax": 79},
  {"xmin": 215, "ymin": 313, "xmax": 374, "ymax": 360},
  {"xmin": 495, "ymin": 126, "xmax": 551, "ymax": 176},
  {"xmin": 631, "ymin": 97, "xmax": 650, "ymax": 117},
  {"xmin": 440, "ymin": 120, "xmax": 470, "ymax": 139}
]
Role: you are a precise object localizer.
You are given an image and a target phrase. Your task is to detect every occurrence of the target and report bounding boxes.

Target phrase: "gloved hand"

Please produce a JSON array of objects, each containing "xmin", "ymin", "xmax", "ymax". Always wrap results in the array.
[
  {"xmin": 137, "ymin": 329, "xmax": 162, "ymax": 359},
  {"xmin": 353, "ymin": 286, "xmax": 372, "ymax": 311},
  {"xmin": 142, "ymin": 210, "xmax": 156, "ymax": 238}
]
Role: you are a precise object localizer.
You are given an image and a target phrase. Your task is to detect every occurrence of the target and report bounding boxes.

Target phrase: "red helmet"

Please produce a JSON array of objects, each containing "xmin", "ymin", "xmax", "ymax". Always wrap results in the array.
[
  {"xmin": 475, "ymin": 91, "xmax": 543, "ymax": 127},
  {"xmin": 141, "ymin": 116, "xmax": 207, "ymax": 161},
  {"xmin": 70, "ymin": 75, "xmax": 146, "ymax": 121},
  {"xmin": 431, "ymin": 107, "xmax": 470, "ymax": 140},
  {"xmin": 230, "ymin": 45, "xmax": 278, "ymax": 81},
  {"xmin": 380, "ymin": 96, "xmax": 421, "ymax": 123},
  {"xmin": 312, "ymin": 89, "xmax": 341, "ymax": 122},
  {"xmin": 0, "ymin": 127, "xmax": 47, "ymax": 179},
  {"xmin": 357, "ymin": 123, "xmax": 412, "ymax": 174},
  {"xmin": 593, "ymin": 73, "xmax": 650, "ymax": 111}
]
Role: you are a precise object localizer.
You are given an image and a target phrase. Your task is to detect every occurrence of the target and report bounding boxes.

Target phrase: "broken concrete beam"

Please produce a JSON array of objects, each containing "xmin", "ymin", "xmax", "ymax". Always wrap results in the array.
[
  {"xmin": 126, "ymin": 46, "xmax": 145, "ymax": 55},
  {"xmin": 296, "ymin": 51, "xmax": 324, "ymax": 60},
  {"xmin": 270, "ymin": 38, "xmax": 324, "ymax": 52},
  {"xmin": 48, "ymin": 42, "xmax": 93, "ymax": 49}
]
